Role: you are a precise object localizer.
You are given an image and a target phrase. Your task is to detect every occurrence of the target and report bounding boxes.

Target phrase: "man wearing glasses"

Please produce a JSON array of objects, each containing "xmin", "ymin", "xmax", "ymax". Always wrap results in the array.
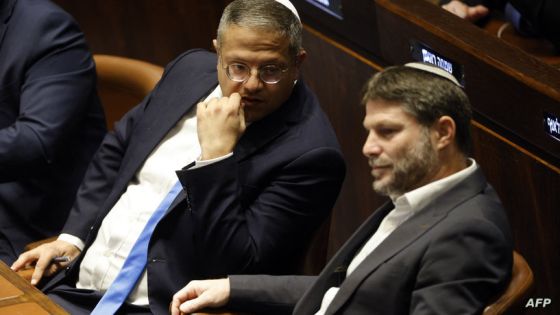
[{"xmin": 12, "ymin": 0, "xmax": 345, "ymax": 314}]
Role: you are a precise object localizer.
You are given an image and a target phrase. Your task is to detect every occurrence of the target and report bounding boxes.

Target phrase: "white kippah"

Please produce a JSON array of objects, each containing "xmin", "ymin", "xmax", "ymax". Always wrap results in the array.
[
  {"xmin": 275, "ymin": 0, "xmax": 300, "ymax": 21},
  {"xmin": 405, "ymin": 62, "xmax": 462, "ymax": 87}
]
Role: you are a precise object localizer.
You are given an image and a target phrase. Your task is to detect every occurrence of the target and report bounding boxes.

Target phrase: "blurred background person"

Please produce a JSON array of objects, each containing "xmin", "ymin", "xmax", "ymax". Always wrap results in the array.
[
  {"xmin": 441, "ymin": 0, "xmax": 560, "ymax": 51},
  {"xmin": 0, "ymin": 0, "xmax": 106, "ymax": 264}
]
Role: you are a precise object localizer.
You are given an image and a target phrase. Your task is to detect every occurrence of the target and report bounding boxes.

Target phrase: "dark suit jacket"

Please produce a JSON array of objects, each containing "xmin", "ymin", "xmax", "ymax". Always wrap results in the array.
[
  {"xmin": 0, "ymin": 0, "xmax": 106, "ymax": 263},
  {"xmin": 507, "ymin": 0, "xmax": 559, "ymax": 49},
  {"xmin": 43, "ymin": 49, "xmax": 346, "ymax": 314},
  {"xmin": 229, "ymin": 167, "xmax": 513, "ymax": 315},
  {"xmin": 441, "ymin": 0, "xmax": 560, "ymax": 48}
]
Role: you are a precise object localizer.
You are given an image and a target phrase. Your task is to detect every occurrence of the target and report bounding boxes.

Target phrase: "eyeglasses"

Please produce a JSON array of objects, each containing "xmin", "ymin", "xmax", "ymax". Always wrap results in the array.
[{"xmin": 223, "ymin": 63, "xmax": 289, "ymax": 84}]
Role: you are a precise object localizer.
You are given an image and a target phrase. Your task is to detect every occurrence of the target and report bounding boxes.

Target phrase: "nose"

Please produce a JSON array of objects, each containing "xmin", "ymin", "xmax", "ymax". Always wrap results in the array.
[
  {"xmin": 243, "ymin": 68, "xmax": 263, "ymax": 92},
  {"xmin": 362, "ymin": 132, "xmax": 382, "ymax": 158}
]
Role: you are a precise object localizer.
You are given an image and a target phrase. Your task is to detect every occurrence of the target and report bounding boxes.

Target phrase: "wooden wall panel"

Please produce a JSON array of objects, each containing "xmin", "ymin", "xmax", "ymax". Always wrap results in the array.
[
  {"xmin": 374, "ymin": 0, "xmax": 560, "ymax": 164},
  {"xmin": 472, "ymin": 122, "xmax": 560, "ymax": 314},
  {"xmin": 53, "ymin": 0, "xmax": 233, "ymax": 66},
  {"xmin": 301, "ymin": 27, "xmax": 386, "ymax": 257}
]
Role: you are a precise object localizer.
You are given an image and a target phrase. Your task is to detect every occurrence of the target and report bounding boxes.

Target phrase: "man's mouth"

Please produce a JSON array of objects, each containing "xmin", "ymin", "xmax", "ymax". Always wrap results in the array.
[
  {"xmin": 372, "ymin": 164, "xmax": 390, "ymax": 170},
  {"xmin": 241, "ymin": 97, "xmax": 262, "ymax": 107}
]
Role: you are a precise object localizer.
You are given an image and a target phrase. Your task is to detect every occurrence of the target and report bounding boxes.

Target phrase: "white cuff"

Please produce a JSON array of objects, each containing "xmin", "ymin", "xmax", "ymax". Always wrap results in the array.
[
  {"xmin": 190, "ymin": 152, "xmax": 233, "ymax": 169},
  {"xmin": 58, "ymin": 234, "xmax": 85, "ymax": 251}
]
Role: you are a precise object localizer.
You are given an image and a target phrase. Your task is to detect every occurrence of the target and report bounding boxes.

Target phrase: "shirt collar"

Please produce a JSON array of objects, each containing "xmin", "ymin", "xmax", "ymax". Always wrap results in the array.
[
  {"xmin": 392, "ymin": 158, "xmax": 478, "ymax": 212},
  {"xmin": 205, "ymin": 85, "xmax": 222, "ymax": 100}
]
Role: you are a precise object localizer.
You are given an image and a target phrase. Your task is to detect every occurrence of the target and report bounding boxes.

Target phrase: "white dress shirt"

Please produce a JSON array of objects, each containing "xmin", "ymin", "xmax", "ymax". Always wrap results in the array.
[
  {"xmin": 59, "ymin": 86, "xmax": 225, "ymax": 305},
  {"xmin": 314, "ymin": 159, "xmax": 478, "ymax": 315}
]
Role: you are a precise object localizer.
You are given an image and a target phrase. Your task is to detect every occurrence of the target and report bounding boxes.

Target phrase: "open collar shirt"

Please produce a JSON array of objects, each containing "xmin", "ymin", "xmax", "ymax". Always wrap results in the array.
[
  {"xmin": 315, "ymin": 158, "xmax": 478, "ymax": 315},
  {"xmin": 60, "ymin": 86, "xmax": 224, "ymax": 305}
]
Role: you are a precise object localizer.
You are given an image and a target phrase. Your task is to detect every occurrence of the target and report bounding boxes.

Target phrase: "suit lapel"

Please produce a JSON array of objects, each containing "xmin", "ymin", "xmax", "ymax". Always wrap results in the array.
[
  {"xmin": 293, "ymin": 202, "xmax": 393, "ymax": 315},
  {"xmin": 324, "ymin": 168, "xmax": 487, "ymax": 314},
  {"xmin": 113, "ymin": 71, "xmax": 218, "ymax": 196},
  {"xmin": 324, "ymin": 207, "xmax": 445, "ymax": 314}
]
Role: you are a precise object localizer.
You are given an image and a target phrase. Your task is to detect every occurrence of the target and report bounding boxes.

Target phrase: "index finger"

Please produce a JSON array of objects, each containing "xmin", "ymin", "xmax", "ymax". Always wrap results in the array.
[
  {"xmin": 227, "ymin": 92, "xmax": 242, "ymax": 110},
  {"xmin": 11, "ymin": 250, "xmax": 40, "ymax": 271}
]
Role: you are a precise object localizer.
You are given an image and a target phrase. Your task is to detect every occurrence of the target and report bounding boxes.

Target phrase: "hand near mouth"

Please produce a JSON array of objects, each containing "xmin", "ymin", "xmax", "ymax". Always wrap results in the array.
[{"xmin": 197, "ymin": 93, "xmax": 246, "ymax": 160}]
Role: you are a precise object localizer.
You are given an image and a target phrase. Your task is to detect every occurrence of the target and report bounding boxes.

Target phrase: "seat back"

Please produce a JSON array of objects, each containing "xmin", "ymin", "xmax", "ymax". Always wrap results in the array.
[
  {"xmin": 483, "ymin": 251, "xmax": 534, "ymax": 315},
  {"xmin": 93, "ymin": 54, "xmax": 164, "ymax": 129},
  {"xmin": 298, "ymin": 216, "xmax": 331, "ymax": 275}
]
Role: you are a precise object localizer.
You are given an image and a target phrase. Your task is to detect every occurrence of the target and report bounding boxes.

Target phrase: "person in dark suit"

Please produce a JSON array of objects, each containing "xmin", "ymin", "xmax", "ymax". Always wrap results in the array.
[
  {"xmin": 11, "ymin": 0, "xmax": 345, "ymax": 314},
  {"xmin": 170, "ymin": 63, "xmax": 513, "ymax": 315},
  {"xmin": 441, "ymin": 0, "xmax": 560, "ymax": 51},
  {"xmin": 0, "ymin": 0, "xmax": 106, "ymax": 264}
]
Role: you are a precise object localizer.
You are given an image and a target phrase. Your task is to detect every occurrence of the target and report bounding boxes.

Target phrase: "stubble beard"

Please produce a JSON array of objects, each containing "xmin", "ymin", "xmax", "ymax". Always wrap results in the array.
[{"xmin": 373, "ymin": 131, "xmax": 439, "ymax": 199}]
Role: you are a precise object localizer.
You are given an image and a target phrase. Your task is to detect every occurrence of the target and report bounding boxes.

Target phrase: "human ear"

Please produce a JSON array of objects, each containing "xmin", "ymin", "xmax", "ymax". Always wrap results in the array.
[
  {"xmin": 433, "ymin": 116, "xmax": 456, "ymax": 150},
  {"xmin": 291, "ymin": 50, "xmax": 307, "ymax": 81},
  {"xmin": 295, "ymin": 49, "xmax": 307, "ymax": 68},
  {"xmin": 212, "ymin": 39, "xmax": 219, "ymax": 53}
]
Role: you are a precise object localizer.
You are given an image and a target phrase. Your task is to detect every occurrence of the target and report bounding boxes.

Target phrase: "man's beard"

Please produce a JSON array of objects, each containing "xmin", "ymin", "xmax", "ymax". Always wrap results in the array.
[{"xmin": 372, "ymin": 130, "xmax": 438, "ymax": 199}]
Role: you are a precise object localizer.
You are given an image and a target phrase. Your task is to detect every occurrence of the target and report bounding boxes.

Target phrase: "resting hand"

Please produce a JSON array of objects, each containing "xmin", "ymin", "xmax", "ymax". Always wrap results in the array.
[
  {"xmin": 10, "ymin": 240, "xmax": 80, "ymax": 285},
  {"xmin": 197, "ymin": 93, "xmax": 246, "ymax": 160},
  {"xmin": 442, "ymin": 0, "xmax": 489, "ymax": 22},
  {"xmin": 170, "ymin": 278, "xmax": 230, "ymax": 315}
]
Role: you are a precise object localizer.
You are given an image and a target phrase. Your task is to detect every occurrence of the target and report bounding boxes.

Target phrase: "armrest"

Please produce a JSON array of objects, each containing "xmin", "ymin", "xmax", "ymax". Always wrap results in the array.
[
  {"xmin": 16, "ymin": 267, "xmax": 34, "ymax": 282},
  {"xmin": 15, "ymin": 236, "xmax": 58, "ymax": 281}
]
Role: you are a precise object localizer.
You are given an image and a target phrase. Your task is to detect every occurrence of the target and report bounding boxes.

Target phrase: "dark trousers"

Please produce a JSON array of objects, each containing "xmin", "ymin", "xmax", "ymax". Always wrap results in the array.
[{"xmin": 47, "ymin": 284, "xmax": 152, "ymax": 315}]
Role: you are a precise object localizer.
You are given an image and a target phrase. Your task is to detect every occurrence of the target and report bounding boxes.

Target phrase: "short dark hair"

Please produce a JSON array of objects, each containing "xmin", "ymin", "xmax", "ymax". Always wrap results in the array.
[
  {"xmin": 216, "ymin": 0, "xmax": 303, "ymax": 59},
  {"xmin": 362, "ymin": 66, "xmax": 473, "ymax": 155}
]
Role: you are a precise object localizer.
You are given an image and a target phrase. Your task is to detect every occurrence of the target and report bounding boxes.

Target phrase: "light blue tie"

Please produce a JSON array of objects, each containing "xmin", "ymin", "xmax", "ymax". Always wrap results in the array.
[{"xmin": 91, "ymin": 181, "xmax": 183, "ymax": 315}]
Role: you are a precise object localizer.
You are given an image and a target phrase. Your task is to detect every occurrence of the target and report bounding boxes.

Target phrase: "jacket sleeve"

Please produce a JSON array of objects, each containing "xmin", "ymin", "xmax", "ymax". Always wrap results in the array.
[
  {"xmin": 176, "ymin": 147, "xmax": 345, "ymax": 275},
  {"xmin": 228, "ymin": 275, "xmax": 316, "ymax": 315},
  {"xmin": 0, "ymin": 8, "xmax": 97, "ymax": 181},
  {"xmin": 509, "ymin": 0, "xmax": 560, "ymax": 49}
]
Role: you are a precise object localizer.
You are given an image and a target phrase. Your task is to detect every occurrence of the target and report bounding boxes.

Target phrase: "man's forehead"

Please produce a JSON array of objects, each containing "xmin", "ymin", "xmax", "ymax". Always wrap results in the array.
[
  {"xmin": 364, "ymin": 100, "xmax": 417, "ymax": 122},
  {"xmin": 218, "ymin": 26, "xmax": 291, "ymax": 60},
  {"xmin": 223, "ymin": 23, "xmax": 285, "ymax": 36},
  {"xmin": 366, "ymin": 99, "xmax": 404, "ymax": 112}
]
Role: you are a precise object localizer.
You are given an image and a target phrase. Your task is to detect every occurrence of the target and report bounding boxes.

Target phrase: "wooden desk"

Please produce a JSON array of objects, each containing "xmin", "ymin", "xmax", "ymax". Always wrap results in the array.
[{"xmin": 0, "ymin": 261, "xmax": 68, "ymax": 315}]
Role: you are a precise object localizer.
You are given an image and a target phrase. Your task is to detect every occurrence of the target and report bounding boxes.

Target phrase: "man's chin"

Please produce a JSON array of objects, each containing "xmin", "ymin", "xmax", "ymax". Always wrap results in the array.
[
  {"xmin": 373, "ymin": 179, "xmax": 402, "ymax": 198},
  {"xmin": 373, "ymin": 180, "xmax": 390, "ymax": 196},
  {"xmin": 244, "ymin": 110, "xmax": 264, "ymax": 123}
]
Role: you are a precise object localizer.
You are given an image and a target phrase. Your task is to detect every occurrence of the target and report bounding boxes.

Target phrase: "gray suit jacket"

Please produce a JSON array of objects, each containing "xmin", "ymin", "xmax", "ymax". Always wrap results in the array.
[{"xmin": 229, "ymin": 166, "xmax": 513, "ymax": 315}]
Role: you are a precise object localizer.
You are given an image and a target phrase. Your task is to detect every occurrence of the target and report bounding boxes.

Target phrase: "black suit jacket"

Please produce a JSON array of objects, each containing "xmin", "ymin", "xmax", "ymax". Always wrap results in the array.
[
  {"xmin": 44, "ymin": 49, "xmax": 346, "ymax": 315},
  {"xmin": 229, "ymin": 167, "xmax": 513, "ymax": 315},
  {"xmin": 441, "ymin": 0, "xmax": 560, "ymax": 48},
  {"xmin": 0, "ymin": 0, "xmax": 106, "ymax": 263}
]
